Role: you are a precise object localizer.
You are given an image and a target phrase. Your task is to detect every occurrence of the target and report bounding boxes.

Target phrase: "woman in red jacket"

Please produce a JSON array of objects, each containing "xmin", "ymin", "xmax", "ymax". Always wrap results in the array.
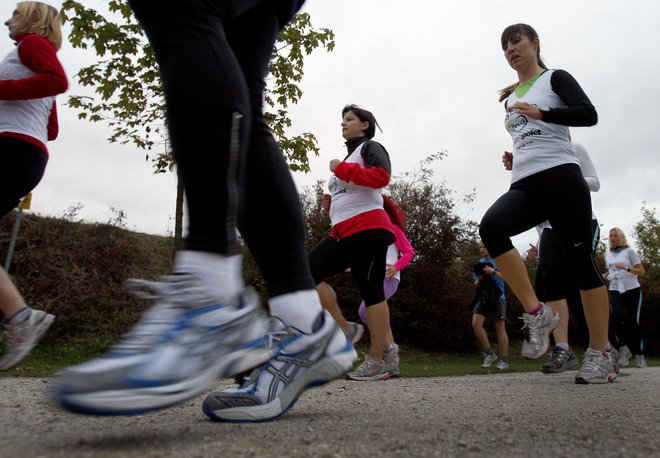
[
  {"xmin": 0, "ymin": 1, "xmax": 67, "ymax": 370},
  {"xmin": 309, "ymin": 104, "xmax": 396, "ymax": 381}
]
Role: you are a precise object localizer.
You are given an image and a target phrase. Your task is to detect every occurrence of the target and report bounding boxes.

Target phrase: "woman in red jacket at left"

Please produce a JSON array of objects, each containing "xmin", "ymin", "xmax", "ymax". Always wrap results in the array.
[{"xmin": 0, "ymin": 2, "xmax": 67, "ymax": 370}]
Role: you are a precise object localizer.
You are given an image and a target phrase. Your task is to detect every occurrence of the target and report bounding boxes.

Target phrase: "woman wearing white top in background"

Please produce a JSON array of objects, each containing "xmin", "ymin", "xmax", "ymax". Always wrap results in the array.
[{"xmin": 604, "ymin": 227, "xmax": 647, "ymax": 368}]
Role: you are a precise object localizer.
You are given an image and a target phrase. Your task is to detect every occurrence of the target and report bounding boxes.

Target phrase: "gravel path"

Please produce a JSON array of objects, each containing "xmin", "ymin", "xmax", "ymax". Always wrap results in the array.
[{"xmin": 2, "ymin": 368, "xmax": 659, "ymax": 457}]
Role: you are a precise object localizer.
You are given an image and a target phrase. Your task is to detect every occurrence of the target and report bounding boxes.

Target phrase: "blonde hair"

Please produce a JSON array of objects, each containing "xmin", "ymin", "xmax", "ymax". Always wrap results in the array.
[
  {"xmin": 14, "ymin": 2, "xmax": 62, "ymax": 50},
  {"xmin": 609, "ymin": 227, "xmax": 629, "ymax": 249}
]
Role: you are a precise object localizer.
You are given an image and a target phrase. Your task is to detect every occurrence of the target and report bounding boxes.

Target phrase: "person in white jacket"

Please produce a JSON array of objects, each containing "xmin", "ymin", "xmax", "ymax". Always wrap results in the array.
[{"xmin": 604, "ymin": 227, "xmax": 647, "ymax": 368}]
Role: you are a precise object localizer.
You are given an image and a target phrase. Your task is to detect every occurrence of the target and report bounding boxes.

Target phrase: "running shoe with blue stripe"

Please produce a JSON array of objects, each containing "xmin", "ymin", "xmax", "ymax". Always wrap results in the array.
[
  {"xmin": 57, "ymin": 275, "xmax": 272, "ymax": 415},
  {"xmin": 202, "ymin": 311, "xmax": 357, "ymax": 422}
]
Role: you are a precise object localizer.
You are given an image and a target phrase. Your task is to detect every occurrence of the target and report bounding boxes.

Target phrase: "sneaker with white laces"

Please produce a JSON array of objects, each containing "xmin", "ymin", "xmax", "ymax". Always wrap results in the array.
[
  {"xmin": 635, "ymin": 354, "xmax": 648, "ymax": 368},
  {"xmin": 575, "ymin": 348, "xmax": 616, "ymax": 384},
  {"xmin": 57, "ymin": 275, "xmax": 272, "ymax": 415},
  {"xmin": 0, "ymin": 308, "xmax": 55, "ymax": 370},
  {"xmin": 618, "ymin": 345, "xmax": 632, "ymax": 366},
  {"xmin": 384, "ymin": 343, "xmax": 400, "ymax": 378},
  {"xmin": 481, "ymin": 352, "xmax": 498, "ymax": 368},
  {"xmin": 202, "ymin": 311, "xmax": 357, "ymax": 422},
  {"xmin": 346, "ymin": 321, "xmax": 364, "ymax": 345},
  {"xmin": 347, "ymin": 353, "xmax": 389, "ymax": 381},
  {"xmin": 496, "ymin": 359, "xmax": 509, "ymax": 371},
  {"xmin": 520, "ymin": 304, "xmax": 559, "ymax": 359},
  {"xmin": 541, "ymin": 346, "xmax": 578, "ymax": 374}
]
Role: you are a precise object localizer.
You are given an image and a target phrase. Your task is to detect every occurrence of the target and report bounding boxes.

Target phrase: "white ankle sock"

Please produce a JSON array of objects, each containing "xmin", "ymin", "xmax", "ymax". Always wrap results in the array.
[
  {"xmin": 269, "ymin": 290, "xmax": 323, "ymax": 334},
  {"xmin": 173, "ymin": 250, "xmax": 243, "ymax": 302}
]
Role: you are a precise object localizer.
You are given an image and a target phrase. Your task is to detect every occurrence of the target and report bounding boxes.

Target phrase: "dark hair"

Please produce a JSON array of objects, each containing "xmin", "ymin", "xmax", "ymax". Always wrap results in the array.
[
  {"xmin": 498, "ymin": 23, "xmax": 547, "ymax": 102},
  {"xmin": 342, "ymin": 104, "xmax": 381, "ymax": 139},
  {"xmin": 383, "ymin": 195, "xmax": 406, "ymax": 232}
]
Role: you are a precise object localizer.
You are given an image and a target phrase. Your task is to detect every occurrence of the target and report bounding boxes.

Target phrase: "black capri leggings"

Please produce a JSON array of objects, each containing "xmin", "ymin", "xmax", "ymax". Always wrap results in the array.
[
  {"xmin": 309, "ymin": 229, "xmax": 394, "ymax": 306},
  {"xmin": 536, "ymin": 219, "xmax": 600, "ymax": 301},
  {"xmin": 609, "ymin": 287, "xmax": 644, "ymax": 354},
  {"xmin": 0, "ymin": 137, "xmax": 47, "ymax": 218},
  {"xmin": 480, "ymin": 164, "xmax": 604, "ymax": 291}
]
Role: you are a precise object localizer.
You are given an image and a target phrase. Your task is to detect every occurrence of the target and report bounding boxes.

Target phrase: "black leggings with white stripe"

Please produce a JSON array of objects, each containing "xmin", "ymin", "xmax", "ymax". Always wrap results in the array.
[{"xmin": 128, "ymin": 0, "xmax": 311, "ymax": 297}]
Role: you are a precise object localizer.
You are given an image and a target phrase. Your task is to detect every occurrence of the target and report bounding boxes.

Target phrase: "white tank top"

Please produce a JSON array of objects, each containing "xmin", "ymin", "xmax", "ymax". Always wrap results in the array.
[
  {"xmin": 0, "ymin": 47, "xmax": 55, "ymax": 146},
  {"xmin": 328, "ymin": 141, "xmax": 385, "ymax": 225},
  {"xmin": 504, "ymin": 70, "xmax": 578, "ymax": 183}
]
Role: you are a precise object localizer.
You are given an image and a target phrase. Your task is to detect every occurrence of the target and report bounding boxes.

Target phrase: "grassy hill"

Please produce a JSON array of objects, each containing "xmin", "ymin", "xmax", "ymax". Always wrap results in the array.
[{"xmin": 0, "ymin": 210, "xmax": 174, "ymax": 375}]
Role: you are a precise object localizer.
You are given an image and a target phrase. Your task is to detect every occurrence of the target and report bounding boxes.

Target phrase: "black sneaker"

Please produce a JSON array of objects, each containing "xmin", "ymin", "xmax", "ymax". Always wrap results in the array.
[{"xmin": 541, "ymin": 346, "xmax": 578, "ymax": 374}]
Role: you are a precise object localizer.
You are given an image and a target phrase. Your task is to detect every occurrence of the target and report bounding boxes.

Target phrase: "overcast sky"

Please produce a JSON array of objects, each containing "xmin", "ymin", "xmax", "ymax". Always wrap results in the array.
[{"xmin": 3, "ymin": 0, "xmax": 659, "ymax": 252}]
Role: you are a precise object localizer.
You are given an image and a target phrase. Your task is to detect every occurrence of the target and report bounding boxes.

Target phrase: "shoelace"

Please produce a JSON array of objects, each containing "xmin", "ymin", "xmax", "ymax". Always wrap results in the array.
[
  {"xmin": 234, "ymin": 320, "xmax": 291, "ymax": 388},
  {"xmin": 356, "ymin": 353, "xmax": 382, "ymax": 372},
  {"xmin": 581, "ymin": 351, "xmax": 607, "ymax": 374},
  {"xmin": 125, "ymin": 277, "xmax": 213, "ymax": 305},
  {"xmin": 551, "ymin": 348, "xmax": 570, "ymax": 364},
  {"xmin": 111, "ymin": 276, "xmax": 213, "ymax": 352},
  {"xmin": 519, "ymin": 313, "xmax": 540, "ymax": 342},
  {"xmin": 3, "ymin": 322, "xmax": 26, "ymax": 348}
]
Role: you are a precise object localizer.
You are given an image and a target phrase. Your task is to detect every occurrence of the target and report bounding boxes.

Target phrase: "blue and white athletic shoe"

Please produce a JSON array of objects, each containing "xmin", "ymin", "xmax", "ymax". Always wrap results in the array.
[
  {"xmin": 57, "ymin": 275, "xmax": 272, "ymax": 415},
  {"xmin": 202, "ymin": 311, "xmax": 357, "ymax": 422}
]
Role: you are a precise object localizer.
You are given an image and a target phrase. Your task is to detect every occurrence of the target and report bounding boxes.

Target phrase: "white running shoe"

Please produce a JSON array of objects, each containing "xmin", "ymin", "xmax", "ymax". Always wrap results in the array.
[
  {"xmin": 481, "ymin": 352, "xmax": 498, "ymax": 368},
  {"xmin": 384, "ymin": 343, "xmax": 401, "ymax": 378},
  {"xmin": 618, "ymin": 345, "xmax": 632, "ymax": 366},
  {"xmin": 520, "ymin": 304, "xmax": 559, "ymax": 359},
  {"xmin": 635, "ymin": 355, "xmax": 648, "ymax": 368},
  {"xmin": 202, "ymin": 311, "xmax": 357, "ymax": 422},
  {"xmin": 0, "ymin": 308, "xmax": 55, "ymax": 370},
  {"xmin": 575, "ymin": 348, "xmax": 616, "ymax": 384},
  {"xmin": 346, "ymin": 321, "xmax": 364, "ymax": 345},
  {"xmin": 57, "ymin": 275, "xmax": 272, "ymax": 415}
]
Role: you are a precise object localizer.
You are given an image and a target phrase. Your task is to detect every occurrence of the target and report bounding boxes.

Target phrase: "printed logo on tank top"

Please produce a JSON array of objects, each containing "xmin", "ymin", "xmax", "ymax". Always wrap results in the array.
[
  {"xmin": 503, "ymin": 70, "xmax": 577, "ymax": 183},
  {"xmin": 505, "ymin": 108, "xmax": 543, "ymax": 149},
  {"xmin": 328, "ymin": 175, "xmax": 346, "ymax": 197}
]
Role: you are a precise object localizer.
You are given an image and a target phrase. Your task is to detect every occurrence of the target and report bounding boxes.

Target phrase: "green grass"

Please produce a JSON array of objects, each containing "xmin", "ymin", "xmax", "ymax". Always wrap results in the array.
[
  {"xmin": 355, "ymin": 341, "xmax": 658, "ymax": 377},
  {"xmin": 1, "ymin": 337, "xmax": 656, "ymax": 378},
  {"xmin": 0, "ymin": 334, "xmax": 114, "ymax": 378}
]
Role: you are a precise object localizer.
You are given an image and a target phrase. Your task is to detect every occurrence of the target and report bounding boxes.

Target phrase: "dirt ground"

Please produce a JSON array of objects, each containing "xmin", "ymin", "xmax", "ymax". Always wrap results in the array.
[{"xmin": 1, "ymin": 367, "xmax": 659, "ymax": 457}]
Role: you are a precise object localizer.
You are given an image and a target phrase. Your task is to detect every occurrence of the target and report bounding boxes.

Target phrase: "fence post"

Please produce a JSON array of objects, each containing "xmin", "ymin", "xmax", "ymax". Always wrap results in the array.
[{"xmin": 4, "ymin": 193, "xmax": 31, "ymax": 271}]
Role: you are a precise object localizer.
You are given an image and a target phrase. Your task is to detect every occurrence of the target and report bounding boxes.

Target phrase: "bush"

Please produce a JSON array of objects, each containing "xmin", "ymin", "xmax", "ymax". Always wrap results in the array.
[
  {"xmin": 0, "ymin": 210, "xmax": 173, "ymax": 346},
  {"xmin": 298, "ymin": 154, "xmax": 484, "ymax": 352}
]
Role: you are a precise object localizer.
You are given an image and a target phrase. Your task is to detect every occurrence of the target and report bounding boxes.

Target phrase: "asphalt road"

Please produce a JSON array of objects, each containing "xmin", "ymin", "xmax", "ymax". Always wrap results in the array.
[{"xmin": 2, "ymin": 367, "xmax": 659, "ymax": 457}]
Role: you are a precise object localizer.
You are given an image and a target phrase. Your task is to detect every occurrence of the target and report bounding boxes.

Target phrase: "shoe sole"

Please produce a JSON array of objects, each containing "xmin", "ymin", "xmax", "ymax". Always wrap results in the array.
[
  {"xmin": 347, "ymin": 371, "xmax": 390, "ymax": 381},
  {"xmin": 0, "ymin": 313, "xmax": 55, "ymax": 371},
  {"xmin": 522, "ymin": 313, "xmax": 560, "ymax": 360},
  {"xmin": 575, "ymin": 373, "xmax": 616, "ymax": 384},
  {"xmin": 58, "ymin": 341, "xmax": 273, "ymax": 416},
  {"xmin": 202, "ymin": 345, "xmax": 358, "ymax": 422}
]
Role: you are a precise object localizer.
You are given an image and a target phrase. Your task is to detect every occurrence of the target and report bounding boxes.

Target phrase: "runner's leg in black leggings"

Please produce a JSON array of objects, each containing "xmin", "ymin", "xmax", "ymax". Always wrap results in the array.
[{"xmin": 129, "ymin": 1, "xmax": 313, "ymax": 297}]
